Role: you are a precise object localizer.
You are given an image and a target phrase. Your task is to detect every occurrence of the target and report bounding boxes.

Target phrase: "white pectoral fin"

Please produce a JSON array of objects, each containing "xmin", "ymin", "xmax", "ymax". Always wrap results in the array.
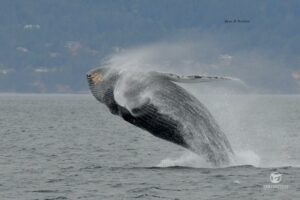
[{"xmin": 158, "ymin": 72, "xmax": 236, "ymax": 83}]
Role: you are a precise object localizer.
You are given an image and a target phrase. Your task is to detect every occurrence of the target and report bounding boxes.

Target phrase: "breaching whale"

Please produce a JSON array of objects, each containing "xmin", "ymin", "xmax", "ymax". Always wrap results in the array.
[{"xmin": 87, "ymin": 67, "xmax": 234, "ymax": 166}]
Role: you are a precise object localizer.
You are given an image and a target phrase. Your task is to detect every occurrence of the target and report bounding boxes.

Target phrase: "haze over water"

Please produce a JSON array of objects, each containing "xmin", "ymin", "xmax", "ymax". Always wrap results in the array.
[{"xmin": 0, "ymin": 94, "xmax": 299, "ymax": 199}]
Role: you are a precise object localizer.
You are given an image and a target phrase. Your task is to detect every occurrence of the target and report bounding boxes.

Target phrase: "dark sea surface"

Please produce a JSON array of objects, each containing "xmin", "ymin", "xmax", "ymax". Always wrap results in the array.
[{"xmin": 0, "ymin": 94, "xmax": 299, "ymax": 200}]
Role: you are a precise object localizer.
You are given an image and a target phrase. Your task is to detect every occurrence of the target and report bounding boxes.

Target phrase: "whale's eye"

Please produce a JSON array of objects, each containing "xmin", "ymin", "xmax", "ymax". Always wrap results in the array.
[{"xmin": 91, "ymin": 73, "xmax": 103, "ymax": 85}]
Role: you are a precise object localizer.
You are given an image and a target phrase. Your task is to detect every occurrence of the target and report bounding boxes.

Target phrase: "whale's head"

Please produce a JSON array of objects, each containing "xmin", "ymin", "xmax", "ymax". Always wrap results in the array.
[
  {"xmin": 86, "ymin": 67, "xmax": 118, "ymax": 103},
  {"xmin": 87, "ymin": 68, "xmax": 106, "ymax": 85}
]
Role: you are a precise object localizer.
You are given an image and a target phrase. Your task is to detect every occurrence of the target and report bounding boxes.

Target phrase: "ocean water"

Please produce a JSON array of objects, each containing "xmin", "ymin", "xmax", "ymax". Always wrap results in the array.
[{"xmin": 0, "ymin": 94, "xmax": 299, "ymax": 200}]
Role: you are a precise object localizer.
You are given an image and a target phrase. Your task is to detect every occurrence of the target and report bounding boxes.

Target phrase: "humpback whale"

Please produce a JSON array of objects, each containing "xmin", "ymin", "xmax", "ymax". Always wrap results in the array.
[{"xmin": 87, "ymin": 67, "xmax": 234, "ymax": 166}]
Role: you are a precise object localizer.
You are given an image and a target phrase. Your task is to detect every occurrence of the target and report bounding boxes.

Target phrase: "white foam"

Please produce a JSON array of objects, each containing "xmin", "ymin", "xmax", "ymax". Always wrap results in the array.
[
  {"xmin": 230, "ymin": 150, "xmax": 261, "ymax": 167},
  {"xmin": 156, "ymin": 151, "xmax": 213, "ymax": 168},
  {"xmin": 156, "ymin": 150, "xmax": 261, "ymax": 168}
]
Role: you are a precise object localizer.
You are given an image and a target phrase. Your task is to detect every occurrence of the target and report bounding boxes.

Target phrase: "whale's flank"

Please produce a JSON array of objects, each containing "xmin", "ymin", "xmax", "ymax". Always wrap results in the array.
[{"xmin": 87, "ymin": 67, "xmax": 234, "ymax": 166}]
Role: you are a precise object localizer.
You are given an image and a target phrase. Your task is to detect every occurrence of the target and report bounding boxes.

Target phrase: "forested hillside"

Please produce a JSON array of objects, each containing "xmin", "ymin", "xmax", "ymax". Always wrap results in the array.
[{"xmin": 0, "ymin": 0, "xmax": 299, "ymax": 93}]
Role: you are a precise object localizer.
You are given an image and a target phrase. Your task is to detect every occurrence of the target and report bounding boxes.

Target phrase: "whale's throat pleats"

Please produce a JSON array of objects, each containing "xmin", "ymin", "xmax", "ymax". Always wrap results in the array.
[
  {"xmin": 121, "ymin": 103, "xmax": 189, "ymax": 148},
  {"xmin": 104, "ymin": 88, "xmax": 189, "ymax": 148}
]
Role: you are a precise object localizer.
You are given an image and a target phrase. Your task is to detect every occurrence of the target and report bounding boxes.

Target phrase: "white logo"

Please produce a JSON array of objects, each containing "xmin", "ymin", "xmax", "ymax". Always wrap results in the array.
[{"xmin": 270, "ymin": 172, "xmax": 282, "ymax": 184}]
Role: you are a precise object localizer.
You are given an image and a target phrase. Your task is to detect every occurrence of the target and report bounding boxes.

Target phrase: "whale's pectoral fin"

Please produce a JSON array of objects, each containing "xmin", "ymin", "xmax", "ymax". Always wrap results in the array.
[{"xmin": 157, "ymin": 72, "xmax": 235, "ymax": 83}]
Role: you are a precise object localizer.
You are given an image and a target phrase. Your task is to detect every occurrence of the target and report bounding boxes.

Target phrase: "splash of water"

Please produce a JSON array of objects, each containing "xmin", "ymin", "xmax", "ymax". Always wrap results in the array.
[
  {"xmin": 156, "ymin": 150, "xmax": 260, "ymax": 168},
  {"xmin": 232, "ymin": 150, "xmax": 261, "ymax": 167},
  {"xmin": 156, "ymin": 151, "xmax": 213, "ymax": 168}
]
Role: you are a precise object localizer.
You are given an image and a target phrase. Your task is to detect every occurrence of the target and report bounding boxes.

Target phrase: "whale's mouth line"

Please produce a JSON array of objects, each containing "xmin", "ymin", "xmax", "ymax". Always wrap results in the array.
[{"xmin": 87, "ymin": 75, "xmax": 95, "ymax": 92}]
